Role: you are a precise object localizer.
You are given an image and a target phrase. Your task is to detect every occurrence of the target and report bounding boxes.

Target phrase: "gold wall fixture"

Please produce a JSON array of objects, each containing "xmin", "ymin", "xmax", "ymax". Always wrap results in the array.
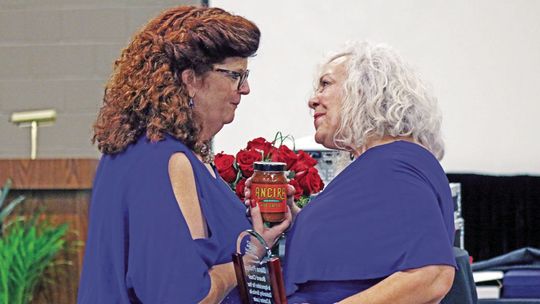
[{"xmin": 9, "ymin": 109, "xmax": 57, "ymax": 159}]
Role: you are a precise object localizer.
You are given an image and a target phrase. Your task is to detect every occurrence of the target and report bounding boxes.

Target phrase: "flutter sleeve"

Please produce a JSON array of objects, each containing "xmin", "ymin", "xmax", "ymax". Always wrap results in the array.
[{"xmin": 284, "ymin": 155, "xmax": 457, "ymax": 294}]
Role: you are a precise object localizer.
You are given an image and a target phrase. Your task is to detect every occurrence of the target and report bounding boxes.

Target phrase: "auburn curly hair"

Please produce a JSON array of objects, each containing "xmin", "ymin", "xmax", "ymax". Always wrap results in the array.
[{"xmin": 93, "ymin": 6, "xmax": 260, "ymax": 158}]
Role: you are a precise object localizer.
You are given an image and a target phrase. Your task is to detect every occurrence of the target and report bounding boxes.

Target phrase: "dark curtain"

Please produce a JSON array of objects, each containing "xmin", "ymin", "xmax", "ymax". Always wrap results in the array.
[{"xmin": 446, "ymin": 174, "xmax": 540, "ymax": 262}]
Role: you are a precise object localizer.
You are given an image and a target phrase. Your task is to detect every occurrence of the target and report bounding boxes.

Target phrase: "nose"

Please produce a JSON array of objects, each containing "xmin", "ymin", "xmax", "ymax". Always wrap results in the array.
[
  {"xmin": 308, "ymin": 95, "xmax": 319, "ymax": 110},
  {"xmin": 238, "ymin": 80, "xmax": 250, "ymax": 95}
]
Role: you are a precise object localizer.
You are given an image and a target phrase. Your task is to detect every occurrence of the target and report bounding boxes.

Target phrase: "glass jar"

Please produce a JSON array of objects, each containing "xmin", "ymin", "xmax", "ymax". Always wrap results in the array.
[{"xmin": 250, "ymin": 162, "xmax": 287, "ymax": 223}]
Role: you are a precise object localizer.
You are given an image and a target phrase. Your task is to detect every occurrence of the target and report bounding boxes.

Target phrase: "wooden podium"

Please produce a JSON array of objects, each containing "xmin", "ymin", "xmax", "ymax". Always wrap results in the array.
[{"xmin": 0, "ymin": 159, "xmax": 98, "ymax": 304}]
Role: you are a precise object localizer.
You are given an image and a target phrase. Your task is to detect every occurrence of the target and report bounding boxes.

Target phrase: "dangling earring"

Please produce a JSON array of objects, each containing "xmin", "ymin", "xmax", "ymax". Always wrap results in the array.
[{"xmin": 188, "ymin": 96, "xmax": 194, "ymax": 108}]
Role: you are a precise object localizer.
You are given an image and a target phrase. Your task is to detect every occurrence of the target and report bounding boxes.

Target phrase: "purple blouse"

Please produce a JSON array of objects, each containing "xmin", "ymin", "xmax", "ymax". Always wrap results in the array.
[
  {"xmin": 285, "ymin": 141, "xmax": 457, "ymax": 303},
  {"xmin": 78, "ymin": 135, "xmax": 250, "ymax": 303}
]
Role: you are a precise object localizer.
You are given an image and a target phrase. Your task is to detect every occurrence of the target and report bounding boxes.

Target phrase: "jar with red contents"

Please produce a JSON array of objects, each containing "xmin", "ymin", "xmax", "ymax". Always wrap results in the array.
[{"xmin": 250, "ymin": 162, "xmax": 288, "ymax": 223}]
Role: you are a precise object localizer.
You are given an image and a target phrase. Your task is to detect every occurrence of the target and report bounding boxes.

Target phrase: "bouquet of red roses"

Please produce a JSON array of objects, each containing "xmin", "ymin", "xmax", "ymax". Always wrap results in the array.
[{"xmin": 214, "ymin": 133, "xmax": 324, "ymax": 208}]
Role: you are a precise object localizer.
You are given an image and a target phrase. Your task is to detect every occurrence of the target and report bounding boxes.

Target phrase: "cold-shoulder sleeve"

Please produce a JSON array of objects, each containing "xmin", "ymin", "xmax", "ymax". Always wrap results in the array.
[
  {"xmin": 78, "ymin": 136, "xmax": 249, "ymax": 304},
  {"xmin": 284, "ymin": 148, "xmax": 457, "ymax": 295},
  {"xmin": 124, "ymin": 156, "xmax": 211, "ymax": 303}
]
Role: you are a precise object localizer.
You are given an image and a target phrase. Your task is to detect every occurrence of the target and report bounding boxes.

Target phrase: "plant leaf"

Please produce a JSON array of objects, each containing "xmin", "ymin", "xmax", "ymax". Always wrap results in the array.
[
  {"xmin": 0, "ymin": 179, "xmax": 13, "ymax": 210},
  {"xmin": 0, "ymin": 212, "xmax": 68, "ymax": 304},
  {"xmin": 0, "ymin": 195, "xmax": 25, "ymax": 223}
]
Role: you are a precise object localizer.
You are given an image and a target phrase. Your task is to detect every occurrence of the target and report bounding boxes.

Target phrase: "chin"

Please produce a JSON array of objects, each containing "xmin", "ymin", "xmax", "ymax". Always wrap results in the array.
[
  {"xmin": 223, "ymin": 114, "xmax": 235, "ymax": 124},
  {"xmin": 314, "ymin": 132, "xmax": 326, "ymax": 145},
  {"xmin": 315, "ymin": 132, "xmax": 336, "ymax": 150}
]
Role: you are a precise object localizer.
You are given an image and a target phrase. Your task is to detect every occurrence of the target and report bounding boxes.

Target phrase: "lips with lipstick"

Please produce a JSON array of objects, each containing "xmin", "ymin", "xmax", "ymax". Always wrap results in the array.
[{"xmin": 313, "ymin": 112, "xmax": 325, "ymax": 128}]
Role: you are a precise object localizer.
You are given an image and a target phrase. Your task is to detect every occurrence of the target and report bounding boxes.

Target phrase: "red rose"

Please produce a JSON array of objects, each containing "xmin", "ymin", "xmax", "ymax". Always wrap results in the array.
[
  {"xmin": 289, "ymin": 179, "xmax": 303, "ymax": 200},
  {"xmin": 266, "ymin": 146, "xmax": 278, "ymax": 160},
  {"xmin": 296, "ymin": 150, "xmax": 318, "ymax": 167},
  {"xmin": 271, "ymin": 145, "xmax": 298, "ymax": 170},
  {"xmin": 214, "ymin": 152, "xmax": 238, "ymax": 183},
  {"xmin": 296, "ymin": 167, "xmax": 324, "ymax": 195},
  {"xmin": 235, "ymin": 178, "xmax": 246, "ymax": 201},
  {"xmin": 290, "ymin": 150, "xmax": 318, "ymax": 172},
  {"xmin": 247, "ymin": 137, "xmax": 273, "ymax": 158},
  {"xmin": 236, "ymin": 149, "xmax": 262, "ymax": 177}
]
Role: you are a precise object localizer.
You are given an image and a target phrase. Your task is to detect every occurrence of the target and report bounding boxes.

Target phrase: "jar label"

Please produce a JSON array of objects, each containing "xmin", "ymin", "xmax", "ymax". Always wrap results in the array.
[{"xmin": 251, "ymin": 183, "xmax": 287, "ymax": 213}]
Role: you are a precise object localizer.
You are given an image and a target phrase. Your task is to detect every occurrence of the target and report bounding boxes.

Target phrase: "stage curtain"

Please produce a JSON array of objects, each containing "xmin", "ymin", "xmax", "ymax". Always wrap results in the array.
[{"xmin": 447, "ymin": 174, "xmax": 540, "ymax": 261}]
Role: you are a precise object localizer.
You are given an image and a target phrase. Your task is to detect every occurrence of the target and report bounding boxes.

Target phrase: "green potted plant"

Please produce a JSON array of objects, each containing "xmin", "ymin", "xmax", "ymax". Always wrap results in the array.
[{"xmin": 0, "ymin": 179, "xmax": 68, "ymax": 304}]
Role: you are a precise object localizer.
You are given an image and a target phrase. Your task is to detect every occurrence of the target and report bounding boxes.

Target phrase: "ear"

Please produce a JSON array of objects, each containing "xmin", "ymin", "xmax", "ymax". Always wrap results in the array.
[{"xmin": 181, "ymin": 69, "xmax": 199, "ymax": 97}]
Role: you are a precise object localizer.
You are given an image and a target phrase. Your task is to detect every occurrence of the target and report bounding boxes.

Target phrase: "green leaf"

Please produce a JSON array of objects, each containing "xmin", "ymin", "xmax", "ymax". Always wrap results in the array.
[
  {"xmin": 272, "ymin": 131, "xmax": 283, "ymax": 146},
  {"xmin": 0, "ymin": 179, "xmax": 13, "ymax": 209},
  {"xmin": 0, "ymin": 195, "xmax": 25, "ymax": 227},
  {"xmin": 295, "ymin": 196, "xmax": 311, "ymax": 209},
  {"xmin": 232, "ymin": 169, "xmax": 243, "ymax": 189},
  {"xmin": 0, "ymin": 212, "xmax": 68, "ymax": 304}
]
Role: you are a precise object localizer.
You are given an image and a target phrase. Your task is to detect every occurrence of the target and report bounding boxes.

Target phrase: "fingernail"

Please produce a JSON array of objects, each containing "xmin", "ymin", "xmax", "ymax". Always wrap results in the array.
[{"xmin": 250, "ymin": 200, "xmax": 257, "ymax": 208}]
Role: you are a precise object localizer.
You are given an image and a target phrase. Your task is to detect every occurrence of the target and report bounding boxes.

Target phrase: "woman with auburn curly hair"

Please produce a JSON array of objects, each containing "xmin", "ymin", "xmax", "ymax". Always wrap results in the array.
[{"xmin": 78, "ymin": 6, "xmax": 290, "ymax": 304}]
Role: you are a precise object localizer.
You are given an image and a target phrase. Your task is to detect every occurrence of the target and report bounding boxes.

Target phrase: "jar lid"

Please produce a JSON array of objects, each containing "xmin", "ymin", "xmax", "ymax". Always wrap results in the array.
[{"xmin": 253, "ymin": 161, "xmax": 286, "ymax": 171}]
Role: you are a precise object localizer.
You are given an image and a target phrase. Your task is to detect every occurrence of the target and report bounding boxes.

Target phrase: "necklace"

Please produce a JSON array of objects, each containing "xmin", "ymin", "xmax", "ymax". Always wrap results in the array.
[{"xmin": 193, "ymin": 142, "xmax": 214, "ymax": 164}]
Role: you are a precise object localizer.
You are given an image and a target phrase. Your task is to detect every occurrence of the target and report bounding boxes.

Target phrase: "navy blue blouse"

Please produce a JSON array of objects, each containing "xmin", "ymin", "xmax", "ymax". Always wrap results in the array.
[
  {"xmin": 284, "ymin": 141, "xmax": 457, "ymax": 303},
  {"xmin": 78, "ymin": 135, "xmax": 250, "ymax": 303}
]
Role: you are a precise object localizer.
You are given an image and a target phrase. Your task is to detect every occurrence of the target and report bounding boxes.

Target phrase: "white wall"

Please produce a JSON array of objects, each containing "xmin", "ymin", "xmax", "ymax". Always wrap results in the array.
[{"xmin": 211, "ymin": 0, "xmax": 540, "ymax": 175}]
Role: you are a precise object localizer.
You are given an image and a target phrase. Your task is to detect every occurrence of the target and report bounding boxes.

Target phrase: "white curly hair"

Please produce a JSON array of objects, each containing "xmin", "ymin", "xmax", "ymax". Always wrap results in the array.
[{"xmin": 318, "ymin": 41, "xmax": 445, "ymax": 160}]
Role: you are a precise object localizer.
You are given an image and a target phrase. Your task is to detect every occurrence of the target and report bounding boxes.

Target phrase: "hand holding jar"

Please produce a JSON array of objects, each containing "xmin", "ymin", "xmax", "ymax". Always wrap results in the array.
[
  {"xmin": 244, "ymin": 162, "xmax": 301, "ymax": 246},
  {"xmin": 250, "ymin": 162, "xmax": 289, "ymax": 222}
]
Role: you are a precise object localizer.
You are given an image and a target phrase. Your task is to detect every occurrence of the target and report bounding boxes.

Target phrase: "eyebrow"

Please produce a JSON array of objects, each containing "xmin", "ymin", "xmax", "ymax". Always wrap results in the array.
[
  {"xmin": 225, "ymin": 67, "xmax": 247, "ymax": 72},
  {"xmin": 319, "ymin": 73, "xmax": 333, "ymax": 81},
  {"xmin": 214, "ymin": 66, "xmax": 247, "ymax": 72}
]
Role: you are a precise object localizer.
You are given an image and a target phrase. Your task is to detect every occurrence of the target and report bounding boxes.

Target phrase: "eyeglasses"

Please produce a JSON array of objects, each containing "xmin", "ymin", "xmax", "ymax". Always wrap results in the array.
[{"xmin": 213, "ymin": 68, "xmax": 250, "ymax": 90}]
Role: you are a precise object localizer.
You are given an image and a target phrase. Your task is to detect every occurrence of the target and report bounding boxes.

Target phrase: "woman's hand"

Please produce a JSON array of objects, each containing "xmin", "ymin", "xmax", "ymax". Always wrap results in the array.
[
  {"xmin": 249, "ymin": 202, "xmax": 292, "ymax": 248},
  {"xmin": 242, "ymin": 176, "xmax": 298, "ymax": 247}
]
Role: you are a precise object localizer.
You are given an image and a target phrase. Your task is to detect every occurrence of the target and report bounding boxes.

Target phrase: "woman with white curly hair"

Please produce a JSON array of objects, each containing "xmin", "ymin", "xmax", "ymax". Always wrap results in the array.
[{"xmin": 283, "ymin": 41, "xmax": 457, "ymax": 303}]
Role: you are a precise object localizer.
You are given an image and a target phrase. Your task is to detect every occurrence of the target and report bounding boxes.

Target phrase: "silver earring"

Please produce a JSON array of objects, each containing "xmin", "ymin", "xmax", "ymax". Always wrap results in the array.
[{"xmin": 188, "ymin": 97, "xmax": 194, "ymax": 108}]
